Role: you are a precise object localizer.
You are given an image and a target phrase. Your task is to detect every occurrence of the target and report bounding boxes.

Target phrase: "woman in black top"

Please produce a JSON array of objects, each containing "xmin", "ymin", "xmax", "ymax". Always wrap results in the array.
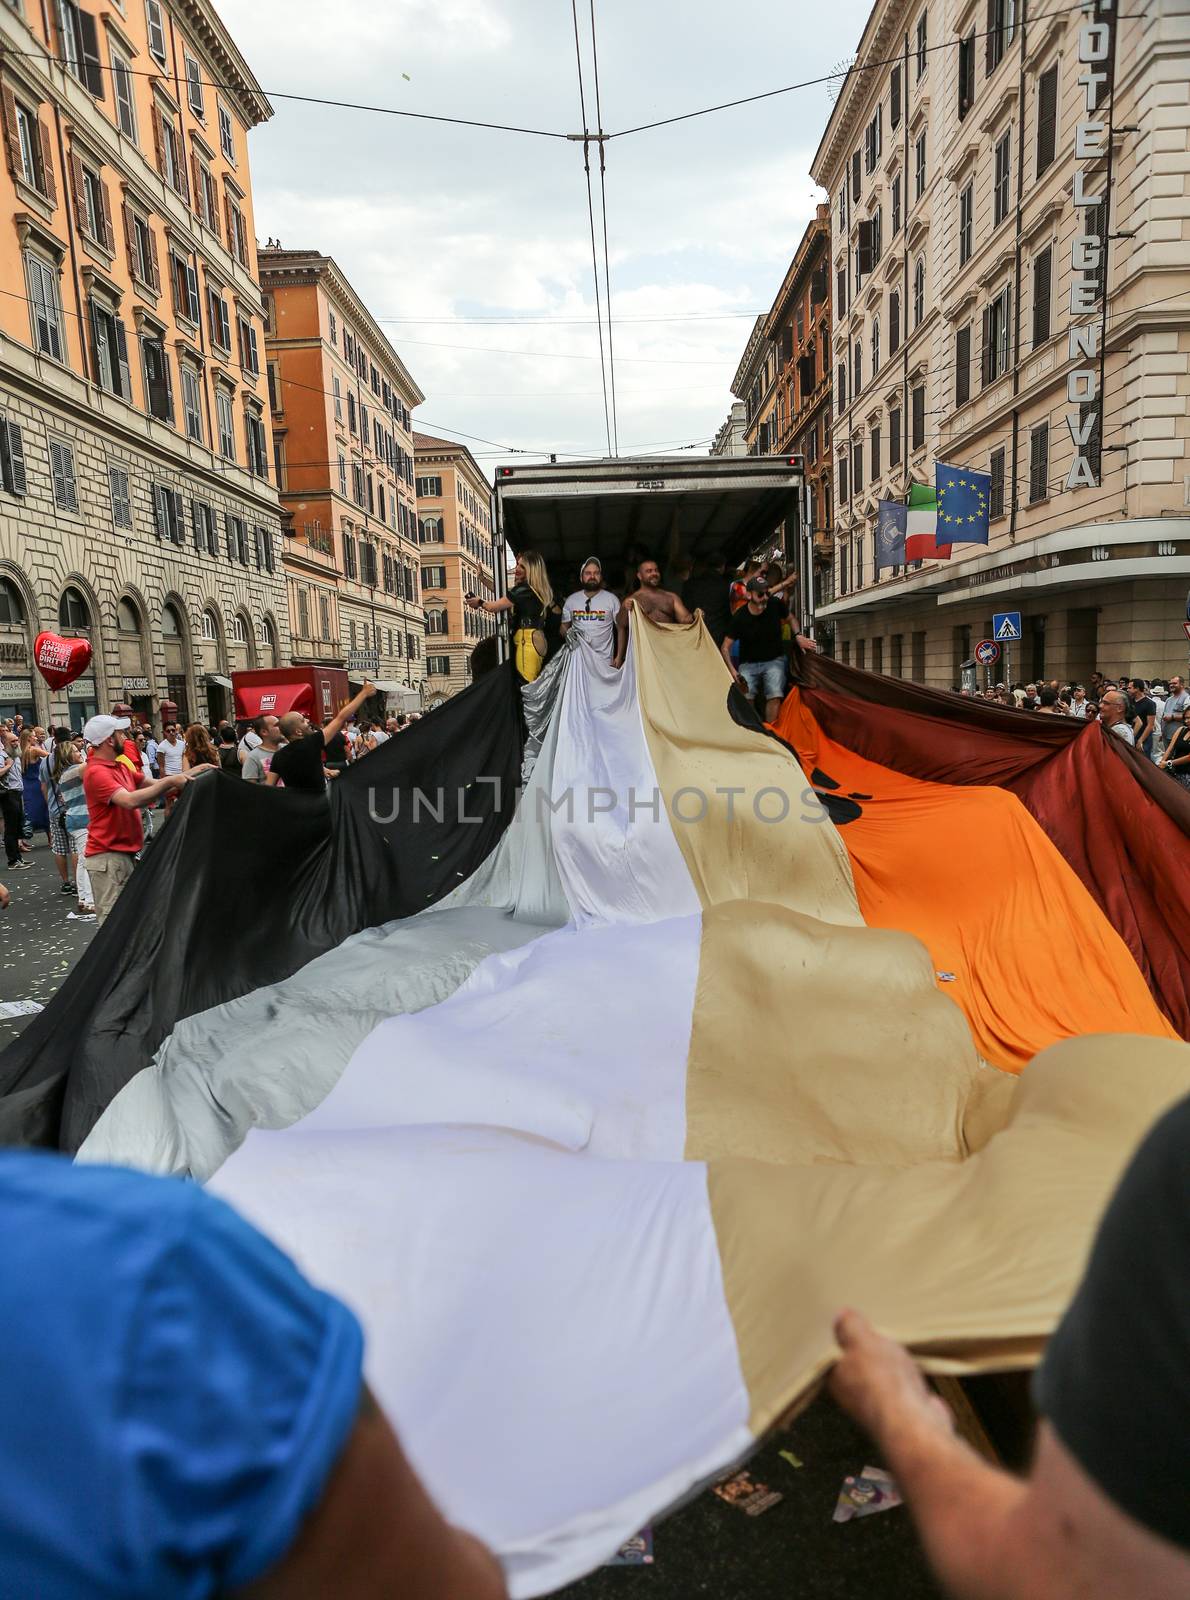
[
  {"xmin": 465, "ymin": 551, "xmax": 556, "ymax": 682},
  {"xmin": 1157, "ymin": 704, "xmax": 1190, "ymax": 789}
]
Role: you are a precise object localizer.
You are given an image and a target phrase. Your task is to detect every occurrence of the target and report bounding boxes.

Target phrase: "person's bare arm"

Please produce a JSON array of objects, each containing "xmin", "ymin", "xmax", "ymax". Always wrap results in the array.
[
  {"xmin": 110, "ymin": 772, "xmax": 190, "ymax": 809},
  {"xmin": 236, "ymin": 1388, "xmax": 506, "ymax": 1600},
  {"xmin": 322, "ymin": 683, "xmax": 375, "ymax": 746},
  {"xmin": 720, "ymin": 635, "xmax": 744, "ymax": 685},
  {"xmin": 265, "ymin": 768, "xmax": 281, "ymax": 787},
  {"xmin": 612, "ymin": 598, "xmax": 632, "ymax": 668},
  {"xmin": 830, "ymin": 1309, "xmax": 1190, "ymax": 1600},
  {"xmin": 672, "ymin": 593, "xmax": 694, "ymax": 624}
]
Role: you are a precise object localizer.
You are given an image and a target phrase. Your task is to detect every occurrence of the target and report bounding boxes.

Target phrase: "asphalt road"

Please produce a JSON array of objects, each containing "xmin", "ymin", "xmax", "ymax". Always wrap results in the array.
[{"xmin": 0, "ymin": 833, "xmax": 98, "ymax": 1045}]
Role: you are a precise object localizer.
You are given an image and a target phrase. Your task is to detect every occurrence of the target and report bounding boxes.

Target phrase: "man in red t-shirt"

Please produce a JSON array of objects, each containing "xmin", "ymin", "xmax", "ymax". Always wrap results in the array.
[{"xmin": 81, "ymin": 715, "xmax": 197, "ymax": 925}]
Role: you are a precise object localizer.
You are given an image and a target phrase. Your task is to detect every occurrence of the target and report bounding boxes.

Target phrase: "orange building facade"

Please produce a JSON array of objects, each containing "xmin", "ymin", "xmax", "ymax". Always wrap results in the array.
[
  {"xmin": 0, "ymin": 0, "xmax": 286, "ymax": 731},
  {"xmin": 260, "ymin": 248, "xmax": 426, "ymax": 708},
  {"xmin": 414, "ymin": 432, "xmax": 496, "ymax": 700}
]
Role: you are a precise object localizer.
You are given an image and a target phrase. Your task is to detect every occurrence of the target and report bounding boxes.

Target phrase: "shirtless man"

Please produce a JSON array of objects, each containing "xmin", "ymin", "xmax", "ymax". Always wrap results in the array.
[{"xmin": 612, "ymin": 560, "xmax": 692, "ymax": 670}]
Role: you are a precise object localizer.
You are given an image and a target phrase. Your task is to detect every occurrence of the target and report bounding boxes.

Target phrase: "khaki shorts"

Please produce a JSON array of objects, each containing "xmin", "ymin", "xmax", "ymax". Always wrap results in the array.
[{"xmin": 87, "ymin": 851, "xmax": 136, "ymax": 925}]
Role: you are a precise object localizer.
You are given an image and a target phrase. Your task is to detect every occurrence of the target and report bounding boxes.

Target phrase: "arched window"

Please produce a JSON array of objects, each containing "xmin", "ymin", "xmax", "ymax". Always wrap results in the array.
[
  {"xmin": 162, "ymin": 602, "xmax": 183, "ymax": 637},
  {"xmin": 59, "ymin": 586, "xmax": 91, "ymax": 630},
  {"xmin": 201, "ymin": 610, "xmax": 218, "ymax": 642},
  {"xmin": 232, "ymin": 614, "xmax": 250, "ymax": 644},
  {"xmin": 426, "ymin": 608, "xmax": 447, "ymax": 636},
  {"xmin": 0, "ymin": 578, "xmax": 24, "ymax": 625},
  {"xmin": 116, "ymin": 598, "xmax": 141, "ymax": 633},
  {"xmin": 420, "ymin": 516, "xmax": 443, "ymax": 544},
  {"xmin": 261, "ymin": 617, "xmax": 276, "ymax": 650},
  {"xmin": 913, "ymin": 258, "xmax": 926, "ymax": 328}
]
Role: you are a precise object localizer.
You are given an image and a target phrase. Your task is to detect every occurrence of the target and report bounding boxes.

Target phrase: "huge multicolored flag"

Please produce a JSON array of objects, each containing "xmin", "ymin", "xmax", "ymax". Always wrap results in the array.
[
  {"xmin": 904, "ymin": 480, "xmax": 953, "ymax": 561},
  {"xmin": 935, "ymin": 462, "xmax": 992, "ymax": 544},
  {"xmin": 2, "ymin": 619, "xmax": 1189, "ymax": 1595}
]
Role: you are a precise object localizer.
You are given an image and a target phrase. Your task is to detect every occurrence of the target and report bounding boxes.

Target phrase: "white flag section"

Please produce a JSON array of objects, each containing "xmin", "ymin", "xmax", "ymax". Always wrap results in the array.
[{"xmin": 78, "ymin": 615, "xmax": 1190, "ymax": 1596}]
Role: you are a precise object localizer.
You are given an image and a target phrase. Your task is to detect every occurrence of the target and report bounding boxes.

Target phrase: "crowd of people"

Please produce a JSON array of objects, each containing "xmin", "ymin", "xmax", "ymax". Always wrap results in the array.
[
  {"xmin": 960, "ymin": 672, "xmax": 1190, "ymax": 782},
  {"xmin": 0, "ymin": 680, "xmax": 427, "ymax": 925}
]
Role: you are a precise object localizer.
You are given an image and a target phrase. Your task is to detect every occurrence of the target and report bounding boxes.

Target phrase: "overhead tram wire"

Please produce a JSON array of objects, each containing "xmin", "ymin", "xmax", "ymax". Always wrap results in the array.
[
  {"xmin": 570, "ymin": 0, "xmax": 614, "ymax": 457},
  {"xmin": 588, "ymin": 0, "xmax": 619, "ymax": 455}
]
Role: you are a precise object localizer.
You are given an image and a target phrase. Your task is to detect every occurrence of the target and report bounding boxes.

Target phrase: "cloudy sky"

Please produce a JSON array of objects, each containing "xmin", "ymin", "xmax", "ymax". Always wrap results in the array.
[{"xmin": 222, "ymin": 0, "xmax": 871, "ymax": 475}]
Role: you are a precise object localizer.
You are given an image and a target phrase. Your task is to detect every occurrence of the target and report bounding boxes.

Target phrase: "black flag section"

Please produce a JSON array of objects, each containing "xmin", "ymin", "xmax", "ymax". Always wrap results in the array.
[{"xmin": 0, "ymin": 665, "xmax": 523, "ymax": 1152}]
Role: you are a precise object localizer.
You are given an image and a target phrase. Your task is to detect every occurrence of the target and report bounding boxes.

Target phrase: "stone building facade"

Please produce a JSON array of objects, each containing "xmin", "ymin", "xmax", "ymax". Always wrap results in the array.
[
  {"xmin": 414, "ymin": 432, "xmax": 497, "ymax": 701},
  {"xmin": 259, "ymin": 248, "xmax": 426, "ymax": 708},
  {"xmin": 0, "ymin": 0, "xmax": 286, "ymax": 731},
  {"xmin": 812, "ymin": 0, "xmax": 1190, "ymax": 686},
  {"xmin": 765, "ymin": 203, "xmax": 835, "ymax": 617}
]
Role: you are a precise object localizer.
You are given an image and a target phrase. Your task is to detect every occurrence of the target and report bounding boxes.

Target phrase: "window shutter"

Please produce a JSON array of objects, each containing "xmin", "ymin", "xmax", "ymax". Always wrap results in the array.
[
  {"xmin": 912, "ymin": 385, "xmax": 925, "ymax": 450},
  {"xmin": 890, "ymin": 64, "xmax": 901, "ymax": 127},
  {"xmin": 223, "ymin": 190, "xmax": 234, "ymax": 253},
  {"xmin": 980, "ymin": 305, "xmax": 992, "ymax": 387},
  {"xmin": 851, "ymin": 149, "xmax": 861, "ymax": 200},
  {"xmin": 955, "ymin": 325, "xmax": 971, "ymax": 407},
  {"xmin": 1036, "ymin": 65, "xmax": 1058, "ymax": 175},
  {"xmin": 0, "ymin": 89, "xmax": 20, "ymax": 180},
  {"xmin": 171, "ymin": 489, "xmax": 183, "ymax": 543},
  {"xmin": 146, "ymin": 221, "xmax": 161, "ymax": 291},
  {"xmin": 79, "ymin": 9, "xmax": 105, "ymax": 98},
  {"xmin": 96, "ymin": 175, "xmax": 114, "ymax": 250},
  {"xmin": 4, "ymin": 422, "xmax": 27, "ymax": 495},
  {"xmin": 121, "ymin": 202, "xmax": 136, "ymax": 277},
  {"xmin": 151, "ymin": 102, "xmax": 165, "ymax": 179},
  {"xmin": 190, "ymin": 151, "xmax": 203, "ymax": 217},
  {"xmin": 37, "ymin": 119, "xmax": 56, "ymax": 203},
  {"xmin": 192, "ymin": 500, "xmax": 203, "ymax": 551},
  {"xmin": 69, "ymin": 150, "xmax": 87, "ymax": 232},
  {"xmin": 175, "ymin": 136, "xmax": 189, "ymax": 205},
  {"xmin": 985, "ymin": 0, "xmax": 997, "ymax": 73},
  {"xmin": 857, "ymin": 218, "xmax": 874, "ymax": 277},
  {"xmin": 226, "ymin": 511, "xmax": 236, "ymax": 561},
  {"xmin": 1032, "ymin": 246, "xmax": 1052, "ymax": 347}
]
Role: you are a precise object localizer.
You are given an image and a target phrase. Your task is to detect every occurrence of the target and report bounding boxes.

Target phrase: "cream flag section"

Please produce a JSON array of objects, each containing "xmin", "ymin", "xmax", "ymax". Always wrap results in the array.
[{"xmin": 84, "ymin": 615, "xmax": 1190, "ymax": 1597}]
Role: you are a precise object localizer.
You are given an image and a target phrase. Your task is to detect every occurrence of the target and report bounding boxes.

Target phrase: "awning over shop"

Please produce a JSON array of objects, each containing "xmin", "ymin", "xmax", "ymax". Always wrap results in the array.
[
  {"xmin": 234, "ymin": 681, "xmax": 313, "ymax": 719},
  {"xmin": 205, "ymin": 674, "xmax": 233, "ymax": 689},
  {"xmin": 372, "ymin": 680, "xmax": 402, "ymax": 692}
]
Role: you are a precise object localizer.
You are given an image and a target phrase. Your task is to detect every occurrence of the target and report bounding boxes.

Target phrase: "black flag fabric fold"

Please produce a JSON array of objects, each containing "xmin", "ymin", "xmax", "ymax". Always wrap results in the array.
[{"xmin": 0, "ymin": 665, "xmax": 523, "ymax": 1152}]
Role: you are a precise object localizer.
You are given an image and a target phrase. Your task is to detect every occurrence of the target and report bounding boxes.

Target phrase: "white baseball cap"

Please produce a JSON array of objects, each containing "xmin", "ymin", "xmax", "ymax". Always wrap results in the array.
[{"xmin": 83, "ymin": 714, "xmax": 130, "ymax": 746}]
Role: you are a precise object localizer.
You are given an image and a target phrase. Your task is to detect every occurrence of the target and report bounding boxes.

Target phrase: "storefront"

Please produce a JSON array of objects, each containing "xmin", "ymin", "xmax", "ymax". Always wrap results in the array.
[
  {"xmin": 162, "ymin": 602, "xmax": 192, "ymax": 727},
  {"xmin": 65, "ymin": 677, "xmax": 98, "ymax": 732},
  {"xmin": 0, "ymin": 674, "xmax": 37, "ymax": 726},
  {"xmin": 121, "ymin": 675, "xmax": 154, "ymax": 728}
]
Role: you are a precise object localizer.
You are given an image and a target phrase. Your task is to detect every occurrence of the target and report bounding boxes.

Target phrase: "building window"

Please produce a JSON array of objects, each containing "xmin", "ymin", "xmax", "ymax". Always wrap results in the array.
[
  {"xmin": 913, "ymin": 258, "xmax": 925, "ymax": 327},
  {"xmin": 225, "ymin": 513, "xmax": 248, "ymax": 565},
  {"xmin": 870, "ymin": 316, "xmax": 880, "ymax": 378},
  {"xmin": 297, "ymin": 589, "xmax": 309, "ymax": 637},
  {"xmin": 184, "ymin": 53, "xmax": 204, "ymax": 117},
  {"xmin": 955, "ymin": 324, "xmax": 971, "ymax": 407},
  {"xmin": 154, "ymin": 105, "xmax": 185, "ymax": 198},
  {"xmin": 207, "ymin": 285, "xmax": 231, "ymax": 351},
  {"xmin": 267, "ymin": 361, "xmax": 280, "ymax": 413},
  {"xmin": 55, "ymin": 0, "xmax": 105, "ymax": 94},
  {"xmin": 416, "ymin": 474, "xmax": 443, "ymax": 497},
  {"xmin": 993, "ymin": 130, "xmax": 1011, "ymax": 227},
  {"xmin": 109, "ymin": 463, "xmax": 132, "ymax": 527},
  {"xmin": 191, "ymin": 498, "xmax": 215, "ymax": 554},
  {"xmin": 338, "ymin": 452, "xmax": 347, "ymax": 496},
  {"xmin": 8, "ymin": 96, "xmax": 52, "ymax": 197},
  {"xmin": 180, "ymin": 363, "xmax": 203, "ymax": 443},
  {"xmin": 59, "ymin": 585, "xmax": 90, "ymax": 629},
  {"xmin": 111, "ymin": 51, "xmax": 137, "ymax": 140},
  {"xmin": 870, "ymin": 424, "xmax": 881, "ymax": 481},
  {"xmin": 958, "ymin": 32, "xmax": 975, "ymax": 119},
  {"xmin": 422, "ymin": 564, "xmax": 446, "ymax": 589},
  {"xmin": 838, "ymin": 456, "xmax": 849, "ymax": 504},
  {"xmin": 171, "ymin": 253, "xmax": 200, "ymax": 324},
  {"xmin": 427, "ymin": 655, "xmax": 451, "ymax": 676},
  {"xmin": 914, "ymin": 131, "xmax": 926, "ymax": 200},
  {"xmin": 226, "ymin": 194, "xmax": 248, "ymax": 266},
  {"xmin": 90, "ymin": 299, "xmax": 130, "ymax": 398},
  {"xmin": 76, "ymin": 162, "xmax": 110, "ymax": 247},
  {"xmin": 915, "ymin": 10, "xmax": 927, "ymax": 79},
  {"xmin": 837, "ymin": 361, "xmax": 847, "ymax": 412},
  {"xmin": 989, "ymin": 447, "xmax": 1006, "ymax": 518},
  {"xmin": 317, "ymin": 593, "xmax": 330, "ymax": 641},
  {"xmin": 232, "ymin": 613, "xmax": 250, "ymax": 645},
  {"xmin": 1036, "ymin": 64, "xmax": 1058, "ymax": 177},
  {"xmin": 426, "ymin": 607, "xmax": 447, "ymax": 635},
  {"xmin": 196, "ymin": 161, "xmax": 219, "ymax": 234},
  {"xmin": 981, "ymin": 285, "xmax": 1012, "ymax": 384},
  {"xmin": 151, "ymin": 483, "xmax": 183, "ymax": 543},
  {"xmin": 333, "ymin": 375, "xmax": 342, "ymax": 421},
  {"xmin": 986, "ymin": 0, "xmax": 1015, "ymax": 75},
  {"xmin": 1029, "ymin": 422, "xmax": 1049, "ymax": 502},
  {"xmin": 217, "ymin": 101, "xmax": 235, "ymax": 163},
  {"xmin": 144, "ymin": 0, "xmax": 166, "ymax": 63},
  {"xmin": 852, "ymin": 438, "xmax": 863, "ymax": 494},
  {"xmin": 1032, "ymin": 245, "xmax": 1052, "ymax": 348},
  {"xmin": 890, "ymin": 63, "xmax": 902, "ymax": 129},
  {"xmin": 142, "ymin": 334, "xmax": 172, "ymax": 422},
  {"xmin": 328, "ymin": 309, "xmax": 337, "ymax": 346},
  {"xmin": 124, "ymin": 208, "xmax": 159, "ymax": 291},
  {"xmin": 26, "ymin": 255, "xmax": 64, "ymax": 360},
  {"xmin": 46, "ymin": 439, "xmax": 77, "ymax": 511},
  {"xmin": 236, "ymin": 313, "xmax": 259, "ymax": 374},
  {"xmin": 342, "ymin": 530, "xmax": 357, "ymax": 579},
  {"xmin": 215, "ymin": 388, "xmax": 235, "ymax": 459},
  {"xmin": 889, "ymin": 406, "xmax": 902, "ymax": 467},
  {"xmin": 891, "ymin": 173, "xmax": 901, "ymax": 237},
  {"xmin": 959, "ymin": 181, "xmax": 973, "ymax": 266},
  {"xmin": 889, "ymin": 290, "xmax": 901, "ymax": 356},
  {"xmin": 864, "ymin": 107, "xmax": 882, "ymax": 173},
  {"xmin": 245, "ymin": 411, "xmax": 268, "ymax": 478},
  {"xmin": 852, "ymin": 337, "xmax": 862, "ymax": 398},
  {"xmin": 347, "ymin": 390, "xmax": 357, "ymax": 434},
  {"xmin": 911, "ymin": 385, "xmax": 925, "ymax": 451}
]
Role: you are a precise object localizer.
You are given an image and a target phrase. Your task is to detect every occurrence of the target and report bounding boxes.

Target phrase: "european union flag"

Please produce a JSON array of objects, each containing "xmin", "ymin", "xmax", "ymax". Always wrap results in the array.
[
  {"xmin": 934, "ymin": 462, "xmax": 991, "ymax": 545},
  {"xmin": 875, "ymin": 499, "xmax": 907, "ymax": 569}
]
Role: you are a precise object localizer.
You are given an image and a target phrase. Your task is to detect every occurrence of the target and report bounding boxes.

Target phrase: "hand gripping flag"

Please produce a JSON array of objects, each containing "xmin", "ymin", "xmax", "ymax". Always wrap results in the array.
[
  {"xmin": 904, "ymin": 482, "xmax": 953, "ymax": 562},
  {"xmin": 875, "ymin": 500, "xmax": 907, "ymax": 569},
  {"xmin": 935, "ymin": 463, "xmax": 991, "ymax": 545}
]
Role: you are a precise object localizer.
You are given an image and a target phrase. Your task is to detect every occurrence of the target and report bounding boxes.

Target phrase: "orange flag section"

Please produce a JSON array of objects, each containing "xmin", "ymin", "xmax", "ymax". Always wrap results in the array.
[{"xmin": 775, "ymin": 691, "xmax": 1178, "ymax": 1073}]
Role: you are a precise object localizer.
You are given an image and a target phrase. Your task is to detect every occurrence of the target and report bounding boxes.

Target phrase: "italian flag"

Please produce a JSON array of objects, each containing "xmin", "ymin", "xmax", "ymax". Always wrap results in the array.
[{"xmin": 905, "ymin": 481, "xmax": 953, "ymax": 562}]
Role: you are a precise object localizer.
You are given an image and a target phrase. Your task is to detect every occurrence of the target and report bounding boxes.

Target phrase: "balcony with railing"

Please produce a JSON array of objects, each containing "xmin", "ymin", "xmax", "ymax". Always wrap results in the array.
[{"xmin": 283, "ymin": 518, "xmax": 339, "ymax": 573}]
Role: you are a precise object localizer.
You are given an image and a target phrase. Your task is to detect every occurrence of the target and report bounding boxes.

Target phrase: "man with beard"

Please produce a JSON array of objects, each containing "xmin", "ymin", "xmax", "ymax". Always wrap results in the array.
[
  {"xmin": 561, "ymin": 557, "xmax": 620, "ymax": 662},
  {"xmin": 612, "ymin": 559, "xmax": 692, "ymax": 669}
]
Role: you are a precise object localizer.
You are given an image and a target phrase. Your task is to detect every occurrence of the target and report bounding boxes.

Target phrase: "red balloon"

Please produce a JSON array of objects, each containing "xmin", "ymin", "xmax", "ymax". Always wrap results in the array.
[{"xmin": 33, "ymin": 631, "xmax": 93, "ymax": 691}]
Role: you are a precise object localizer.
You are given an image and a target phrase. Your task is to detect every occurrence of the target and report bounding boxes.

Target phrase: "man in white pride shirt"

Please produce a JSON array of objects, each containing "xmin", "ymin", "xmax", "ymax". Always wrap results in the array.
[{"xmin": 560, "ymin": 557, "xmax": 620, "ymax": 662}]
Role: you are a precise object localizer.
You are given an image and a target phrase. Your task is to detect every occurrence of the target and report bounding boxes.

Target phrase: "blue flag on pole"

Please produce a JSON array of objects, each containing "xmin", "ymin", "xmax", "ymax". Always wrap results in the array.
[
  {"xmin": 875, "ymin": 499, "xmax": 907, "ymax": 569},
  {"xmin": 934, "ymin": 463, "xmax": 991, "ymax": 545}
]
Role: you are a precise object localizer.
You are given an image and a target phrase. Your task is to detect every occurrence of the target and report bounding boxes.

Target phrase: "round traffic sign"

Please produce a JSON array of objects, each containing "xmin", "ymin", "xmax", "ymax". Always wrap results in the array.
[{"xmin": 975, "ymin": 639, "xmax": 1001, "ymax": 666}]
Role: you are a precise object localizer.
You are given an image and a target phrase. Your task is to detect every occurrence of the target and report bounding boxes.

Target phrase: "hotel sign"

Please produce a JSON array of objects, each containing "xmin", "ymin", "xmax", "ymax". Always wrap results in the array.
[{"xmin": 1066, "ymin": 0, "xmax": 1115, "ymax": 490}]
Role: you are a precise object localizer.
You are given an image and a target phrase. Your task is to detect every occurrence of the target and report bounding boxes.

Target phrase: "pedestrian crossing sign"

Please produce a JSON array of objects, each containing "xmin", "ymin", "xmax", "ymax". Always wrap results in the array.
[{"xmin": 993, "ymin": 611, "xmax": 1022, "ymax": 642}]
